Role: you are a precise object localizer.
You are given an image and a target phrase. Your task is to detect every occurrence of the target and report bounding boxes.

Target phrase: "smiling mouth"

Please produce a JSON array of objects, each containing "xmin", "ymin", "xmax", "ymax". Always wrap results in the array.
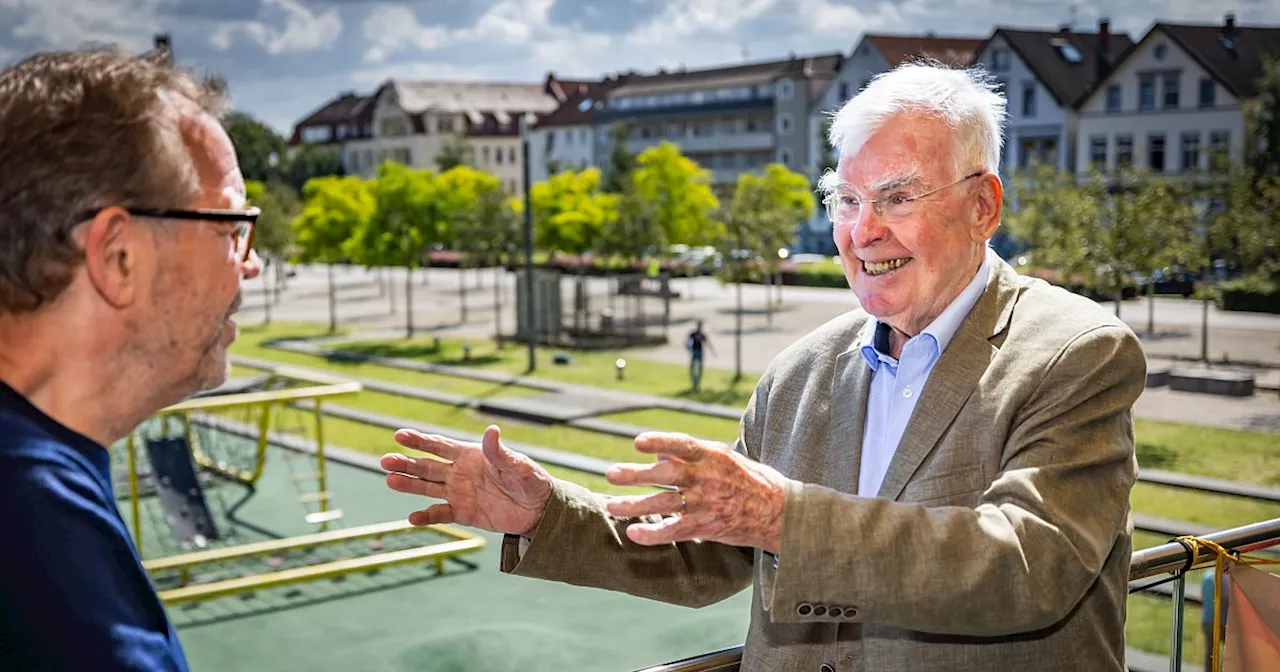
[{"xmin": 863, "ymin": 257, "xmax": 912, "ymax": 276}]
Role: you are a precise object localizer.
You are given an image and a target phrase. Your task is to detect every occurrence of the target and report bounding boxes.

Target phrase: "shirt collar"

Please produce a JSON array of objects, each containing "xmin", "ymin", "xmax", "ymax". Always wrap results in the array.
[{"xmin": 858, "ymin": 246, "xmax": 994, "ymax": 368}]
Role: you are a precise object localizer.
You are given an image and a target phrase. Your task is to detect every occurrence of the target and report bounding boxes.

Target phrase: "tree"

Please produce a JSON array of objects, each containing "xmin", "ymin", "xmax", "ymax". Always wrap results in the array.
[
  {"xmin": 601, "ymin": 122, "xmax": 637, "ymax": 194},
  {"xmin": 730, "ymin": 164, "xmax": 815, "ymax": 324},
  {"xmin": 245, "ymin": 180, "xmax": 301, "ymax": 323},
  {"xmin": 1005, "ymin": 164, "xmax": 1108, "ymax": 291},
  {"xmin": 350, "ymin": 163, "xmax": 446, "ymax": 337},
  {"xmin": 436, "ymin": 165, "xmax": 506, "ymax": 325},
  {"xmin": 224, "ymin": 111, "xmax": 288, "ymax": 183},
  {"xmin": 436, "ymin": 133, "xmax": 474, "ymax": 172},
  {"xmin": 630, "ymin": 142, "xmax": 721, "ymax": 246},
  {"xmin": 292, "ymin": 176, "xmax": 374, "ymax": 332},
  {"xmin": 468, "ymin": 189, "xmax": 523, "ymax": 345},
  {"xmin": 1247, "ymin": 55, "xmax": 1280, "ymax": 180},
  {"xmin": 1106, "ymin": 167, "xmax": 1198, "ymax": 326},
  {"xmin": 530, "ymin": 167, "xmax": 619, "ymax": 333},
  {"xmin": 282, "ymin": 144, "xmax": 345, "ymax": 193}
]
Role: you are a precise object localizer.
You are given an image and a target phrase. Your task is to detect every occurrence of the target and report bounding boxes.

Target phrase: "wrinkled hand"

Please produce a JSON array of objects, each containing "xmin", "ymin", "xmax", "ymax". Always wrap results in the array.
[
  {"xmin": 380, "ymin": 425, "xmax": 553, "ymax": 536},
  {"xmin": 604, "ymin": 432, "xmax": 790, "ymax": 554}
]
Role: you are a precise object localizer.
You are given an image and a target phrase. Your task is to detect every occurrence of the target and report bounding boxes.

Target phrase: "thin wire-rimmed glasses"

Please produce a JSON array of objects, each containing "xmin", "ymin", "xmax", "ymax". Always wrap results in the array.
[
  {"xmin": 824, "ymin": 171, "xmax": 984, "ymax": 225},
  {"xmin": 77, "ymin": 206, "xmax": 261, "ymax": 262}
]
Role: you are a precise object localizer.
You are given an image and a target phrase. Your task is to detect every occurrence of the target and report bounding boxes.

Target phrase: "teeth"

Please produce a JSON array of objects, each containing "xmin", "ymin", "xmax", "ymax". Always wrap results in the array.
[{"xmin": 864, "ymin": 258, "xmax": 910, "ymax": 276}]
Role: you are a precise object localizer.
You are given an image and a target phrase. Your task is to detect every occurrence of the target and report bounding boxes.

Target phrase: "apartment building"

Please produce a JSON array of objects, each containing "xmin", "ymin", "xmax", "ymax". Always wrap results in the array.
[
  {"xmin": 1075, "ymin": 15, "xmax": 1280, "ymax": 179},
  {"xmin": 583, "ymin": 53, "xmax": 843, "ymax": 193},
  {"xmin": 290, "ymin": 75, "xmax": 584, "ymax": 195},
  {"xmin": 527, "ymin": 76, "xmax": 629, "ymax": 183}
]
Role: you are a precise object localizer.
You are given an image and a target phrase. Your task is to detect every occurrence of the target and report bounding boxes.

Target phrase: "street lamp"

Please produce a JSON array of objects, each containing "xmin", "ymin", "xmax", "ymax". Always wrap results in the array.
[
  {"xmin": 615, "ymin": 358, "xmax": 626, "ymax": 381},
  {"xmin": 463, "ymin": 342, "xmax": 472, "ymax": 361}
]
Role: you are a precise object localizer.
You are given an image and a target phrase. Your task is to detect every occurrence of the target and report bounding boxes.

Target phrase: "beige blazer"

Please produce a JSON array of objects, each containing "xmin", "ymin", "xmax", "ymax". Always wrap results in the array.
[{"xmin": 502, "ymin": 257, "xmax": 1147, "ymax": 672}]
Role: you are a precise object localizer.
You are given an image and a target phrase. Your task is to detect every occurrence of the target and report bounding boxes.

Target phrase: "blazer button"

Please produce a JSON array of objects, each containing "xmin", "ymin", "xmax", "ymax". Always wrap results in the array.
[
  {"xmin": 796, "ymin": 603, "xmax": 812, "ymax": 616},
  {"xmin": 828, "ymin": 607, "xmax": 843, "ymax": 618},
  {"xmin": 813, "ymin": 605, "xmax": 827, "ymax": 617},
  {"xmin": 844, "ymin": 607, "xmax": 858, "ymax": 619},
  {"xmin": 820, "ymin": 664, "xmax": 835, "ymax": 672}
]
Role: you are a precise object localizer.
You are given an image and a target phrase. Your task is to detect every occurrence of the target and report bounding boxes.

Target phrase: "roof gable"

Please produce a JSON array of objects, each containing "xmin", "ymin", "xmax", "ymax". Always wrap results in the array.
[
  {"xmin": 864, "ymin": 34, "xmax": 984, "ymax": 68},
  {"xmin": 983, "ymin": 27, "xmax": 1134, "ymax": 108}
]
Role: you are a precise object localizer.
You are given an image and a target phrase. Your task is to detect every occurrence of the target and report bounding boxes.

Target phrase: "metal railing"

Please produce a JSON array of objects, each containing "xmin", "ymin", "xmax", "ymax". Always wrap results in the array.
[{"xmin": 636, "ymin": 518, "xmax": 1280, "ymax": 672}]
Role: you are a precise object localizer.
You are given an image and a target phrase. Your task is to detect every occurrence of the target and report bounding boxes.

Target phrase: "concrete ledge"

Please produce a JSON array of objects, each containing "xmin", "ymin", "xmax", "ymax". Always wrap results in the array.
[
  {"xmin": 1167, "ymin": 367, "xmax": 1255, "ymax": 397},
  {"xmin": 1146, "ymin": 364, "xmax": 1171, "ymax": 388}
]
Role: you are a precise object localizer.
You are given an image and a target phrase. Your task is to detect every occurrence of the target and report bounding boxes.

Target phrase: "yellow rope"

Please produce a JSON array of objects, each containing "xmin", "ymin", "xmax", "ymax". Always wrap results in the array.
[{"xmin": 1174, "ymin": 535, "xmax": 1280, "ymax": 672}]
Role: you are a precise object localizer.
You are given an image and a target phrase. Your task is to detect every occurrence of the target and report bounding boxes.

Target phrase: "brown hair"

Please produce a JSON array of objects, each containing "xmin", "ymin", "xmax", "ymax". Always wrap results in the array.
[{"xmin": 0, "ymin": 47, "xmax": 226, "ymax": 313}]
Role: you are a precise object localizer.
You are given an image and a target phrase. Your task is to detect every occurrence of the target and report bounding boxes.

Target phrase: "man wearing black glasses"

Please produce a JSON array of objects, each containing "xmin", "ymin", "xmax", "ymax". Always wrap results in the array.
[{"xmin": 0, "ymin": 48, "xmax": 260, "ymax": 670}]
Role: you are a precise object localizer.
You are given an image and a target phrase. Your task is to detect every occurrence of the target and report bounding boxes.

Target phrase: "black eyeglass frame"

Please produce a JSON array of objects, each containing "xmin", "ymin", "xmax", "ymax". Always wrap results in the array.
[{"xmin": 76, "ymin": 206, "xmax": 261, "ymax": 262}]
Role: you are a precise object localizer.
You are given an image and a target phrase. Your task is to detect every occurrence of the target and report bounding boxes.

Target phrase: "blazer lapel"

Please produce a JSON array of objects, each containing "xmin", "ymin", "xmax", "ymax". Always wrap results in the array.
[
  {"xmin": 829, "ymin": 320, "xmax": 874, "ymax": 494},
  {"xmin": 875, "ymin": 257, "xmax": 1023, "ymax": 501}
]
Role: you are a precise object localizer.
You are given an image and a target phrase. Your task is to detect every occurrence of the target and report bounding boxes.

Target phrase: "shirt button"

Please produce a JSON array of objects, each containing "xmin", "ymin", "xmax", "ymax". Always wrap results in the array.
[{"xmin": 903, "ymin": 388, "xmax": 913, "ymax": 398}]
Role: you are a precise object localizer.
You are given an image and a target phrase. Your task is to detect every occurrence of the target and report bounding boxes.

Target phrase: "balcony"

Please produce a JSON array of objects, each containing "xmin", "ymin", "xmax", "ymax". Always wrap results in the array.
[
  {"xmin": 635, "ymin": 517, "xmax": 1280, "ymax": 672},
  {"xmin": 625, "ymin": 132, "xmax": 775, "ymax": 155}
]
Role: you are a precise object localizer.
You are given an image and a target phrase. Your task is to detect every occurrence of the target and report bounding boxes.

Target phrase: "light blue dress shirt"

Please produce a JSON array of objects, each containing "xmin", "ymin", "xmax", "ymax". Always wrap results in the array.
[{"xmin": 856, "ymin": 247, "xmax": 994, "ymax": 497}]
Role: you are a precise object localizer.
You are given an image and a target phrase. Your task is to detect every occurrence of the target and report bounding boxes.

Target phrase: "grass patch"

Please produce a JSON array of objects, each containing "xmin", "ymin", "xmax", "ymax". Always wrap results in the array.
[
  {"xmin": 336, "ymin": 332, "xmax": 760, "ymax": 408},
  {"xmin": 1127, "ymin": 593, "xmax": 1205, "ymax": 666},
  {"xmin": 1131, "ymin": 482, "xmax": 1280, "ymax": 531},
  {"xmin": 1135, "ymin": 419, "xmax": 1280, "ymax": 486},
  {"xmin": 231, "ymin": 323, "xmax": 538, "ymax": 399},
  {"xmin": 599, "ymin": 408, "xmax": 742, "ymax": 443}
]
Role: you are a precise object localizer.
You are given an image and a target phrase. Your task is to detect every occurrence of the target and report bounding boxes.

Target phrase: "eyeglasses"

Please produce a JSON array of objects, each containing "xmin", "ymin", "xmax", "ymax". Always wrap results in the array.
[
  {"xmin": 77, "ymin": 206, "xmax": 260, "ymax": 263},
  {"xmin": 824, "ymin": 172, "xmax": 984, "ymax": 225}
]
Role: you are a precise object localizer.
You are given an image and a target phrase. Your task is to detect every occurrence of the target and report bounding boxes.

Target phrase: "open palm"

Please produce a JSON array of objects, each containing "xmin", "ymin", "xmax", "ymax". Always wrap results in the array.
[{"xmin": 381, "ymin": 425, "xmax": 553, "ymax": 536}]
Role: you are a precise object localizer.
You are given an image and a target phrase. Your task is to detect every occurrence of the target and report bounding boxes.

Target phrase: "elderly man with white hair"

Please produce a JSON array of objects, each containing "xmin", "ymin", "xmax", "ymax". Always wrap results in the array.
[{"xmin": 382, "ymin": 61, "xmax": 1146, "ymax": 671}]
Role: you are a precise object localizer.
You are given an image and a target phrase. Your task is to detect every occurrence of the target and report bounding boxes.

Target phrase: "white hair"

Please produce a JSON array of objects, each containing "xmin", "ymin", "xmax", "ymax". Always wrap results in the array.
[{"xmin": 819, "ymin": 61, "xmax": 1007, "ymax": 195}]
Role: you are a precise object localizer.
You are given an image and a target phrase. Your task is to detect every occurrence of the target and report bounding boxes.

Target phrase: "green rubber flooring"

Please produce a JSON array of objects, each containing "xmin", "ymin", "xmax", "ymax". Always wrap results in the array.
[{"xmin": 114, "ymin": 432, "xmax": 751, "ymax": 672}]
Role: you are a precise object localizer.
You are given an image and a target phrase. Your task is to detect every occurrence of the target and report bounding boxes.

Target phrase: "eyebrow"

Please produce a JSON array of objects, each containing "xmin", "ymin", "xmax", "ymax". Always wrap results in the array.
[{"xmin": 827, "ymin": 165, "xmax": 923, "ymax": 196}]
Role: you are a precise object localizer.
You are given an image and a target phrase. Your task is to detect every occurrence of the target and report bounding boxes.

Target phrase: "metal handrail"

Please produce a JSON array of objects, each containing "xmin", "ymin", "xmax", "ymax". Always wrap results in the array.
[{"xmin": 635, "ymin": 518, "xmax": 1280, "ymax": 672}]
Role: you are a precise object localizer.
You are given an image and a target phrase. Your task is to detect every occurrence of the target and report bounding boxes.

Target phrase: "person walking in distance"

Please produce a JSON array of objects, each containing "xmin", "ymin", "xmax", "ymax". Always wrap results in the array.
[{"xmin": 686, "ymin": 320, "xmax": 715, "ymax": 391}]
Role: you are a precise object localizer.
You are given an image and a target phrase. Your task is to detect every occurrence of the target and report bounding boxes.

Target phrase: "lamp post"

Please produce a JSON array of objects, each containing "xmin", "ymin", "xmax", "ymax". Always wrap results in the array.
[
  {"xmin": 615, "ymin": 358, "xmax": 626, "ymax": 381},
  {"xmin": 520, "ymin": 114, "xmax": 537, "ymax": 372}
]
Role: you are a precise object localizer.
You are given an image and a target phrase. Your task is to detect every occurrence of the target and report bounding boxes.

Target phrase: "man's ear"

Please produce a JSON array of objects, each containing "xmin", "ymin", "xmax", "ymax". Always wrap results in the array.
[
  {"xmin": 80, "ymin": 207, "xmax": 144, "ymax": 309},
  {"xmin": 970, "ymin": 173, "xmax": 1003, "ymax": 242}
]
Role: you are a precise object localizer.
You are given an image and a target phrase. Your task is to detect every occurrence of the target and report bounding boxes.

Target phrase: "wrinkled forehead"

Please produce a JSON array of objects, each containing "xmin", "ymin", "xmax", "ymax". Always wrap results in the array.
[
  {"xmin": 833, "ymin": 114, "xmax": 954, "ymax": 193},
  {"xmin": 160, "ymin": 90, "xmax": 245, "ymax": 207}
]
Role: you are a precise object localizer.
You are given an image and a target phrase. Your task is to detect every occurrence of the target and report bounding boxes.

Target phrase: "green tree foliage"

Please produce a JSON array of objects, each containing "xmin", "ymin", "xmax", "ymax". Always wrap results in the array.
[
  {"xmin": 282, "ymin": 144, "xmax": 345, "ymax": 193},
  {"xmin": 630, "ymin": 142, "xmax": 721, "ymax": 246},
  {"xmin": 435, "ymin": 134, "xmax": 475, "ymax": 172},
  {"xmin": 531, "ymin": 168, "xmax": 619, "ymax": 258},
  {"xmin": 292, "ymin": 175, "xmax": 374, "ymax": 332},
  {"xmin": 1247, "ymin": 55, "xmax": 1280, "ymax": 180},
  {"xmin": 224, "ymin": 111, "xmax": 288, "ymax": 183},
  {"xmin": 601, "ymin": 122, "xmax": 637, "ymax": 194}
]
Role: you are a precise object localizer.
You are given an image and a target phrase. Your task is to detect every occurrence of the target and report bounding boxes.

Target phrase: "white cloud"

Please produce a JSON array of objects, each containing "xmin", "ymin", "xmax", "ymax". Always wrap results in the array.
[
  {"xmin": 349, "ymin": 59, "xmax": 496, "ymax": 86},
  {"xmin": 626, "ymin": 0, "xmax": 780, "ymax": 46},
  {"xmin": 361, "ymin": 4, "xmax": 452, "ymax": 63},
  {"xmin": 210, "ymin": 0, "xmax": 341, "ymax": 55},
  {"xmin": 0, "ymin": 0, "xmax": 168, "ymax": 50}
]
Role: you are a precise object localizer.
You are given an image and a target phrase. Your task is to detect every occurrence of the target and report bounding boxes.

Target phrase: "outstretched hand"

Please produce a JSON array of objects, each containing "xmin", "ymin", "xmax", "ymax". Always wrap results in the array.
[
  {"xmin": 604, "ymin": 432, "xmax": 790, "ymax": 554},
  {"xmin": 380, "ymin": 425, "xmax": 553, "ymax": 537}
]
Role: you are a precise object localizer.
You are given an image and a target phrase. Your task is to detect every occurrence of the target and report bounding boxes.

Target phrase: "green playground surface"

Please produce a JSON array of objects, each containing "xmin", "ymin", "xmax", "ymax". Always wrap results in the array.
[{"xmin": 114, "ymin": 431, "xmax": 750, "ymax": 672}]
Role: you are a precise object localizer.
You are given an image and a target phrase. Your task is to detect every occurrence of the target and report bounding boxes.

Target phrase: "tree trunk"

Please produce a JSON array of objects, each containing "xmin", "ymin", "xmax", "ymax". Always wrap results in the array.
[
  {"xmin": 1201, "ymin": 265, "xmax": 1211, "ymax": 362},
  {"xmin": 766, "ymin": 268, "xmax": 775, "ymax": 326},
  {"xmin": 735, "ymin": 278, "xmax": 743, "ymax": 383},
  {"xmin": 493, "ymin": 263, "xmax": 504, "ymax": 348},
  {"xmin": 388, "ymin": 267, "xmax": 397, "ymax": 315},
  {"xmin": 1146, "ymin": 280, "xmax": 1155, "ymax": 335},
  {"xmin": 327, "ymin": 263, "xmax": 337, "ymax": 334},
  {"xmin": 405, "ymin": 267, "xmax": 415, "ymax": 337},
  {"xmin": 1114, "ymin": 288, "xmax": 1122, "ymax": 318},
  {"xmin": 458, "ymin": 260, "xmax": 468, "ymax": 324},
  {"xmin": 262, "ymin": 265, "xmax": 272, "ymax": 325}
]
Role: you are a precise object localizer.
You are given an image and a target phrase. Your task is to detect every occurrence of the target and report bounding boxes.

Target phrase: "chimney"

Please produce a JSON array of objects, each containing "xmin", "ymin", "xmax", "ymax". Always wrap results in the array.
[
  {"xmin": 1223, "ymin": 13, "xmax": 1238, "ymax": 55},
  {"xmin": 1096, "ymin": 18, "xmax": 1111, "ymax": 80}
]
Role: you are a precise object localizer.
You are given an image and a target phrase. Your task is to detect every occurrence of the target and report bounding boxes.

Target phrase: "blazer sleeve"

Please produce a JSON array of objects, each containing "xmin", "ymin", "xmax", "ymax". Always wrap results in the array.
[
  {"xmin": 496, "ymin": 374, "xmax": 773, "ymax": 608},
  {"xmin": 761, "ymin": 323, "xmax": 1146, "ymax": 636}
]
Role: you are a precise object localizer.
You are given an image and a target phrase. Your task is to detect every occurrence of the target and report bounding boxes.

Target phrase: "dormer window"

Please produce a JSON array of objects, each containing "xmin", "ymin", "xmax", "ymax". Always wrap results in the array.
[{"xmin": 1052, "ymin": 38, "xmax": 1082, "ymax": 63}]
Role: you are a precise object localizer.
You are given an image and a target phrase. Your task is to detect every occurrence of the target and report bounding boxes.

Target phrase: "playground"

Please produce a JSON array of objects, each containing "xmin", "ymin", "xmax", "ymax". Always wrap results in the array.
[{"xmin": 112, "ymin": 365, "xmax": 750, "ymax": 672}]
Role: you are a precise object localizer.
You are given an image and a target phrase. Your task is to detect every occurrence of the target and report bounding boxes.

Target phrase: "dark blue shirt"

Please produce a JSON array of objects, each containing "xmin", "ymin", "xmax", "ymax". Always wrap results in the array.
[{"xmin": 0, "ymin": 380, "xmax": 188, "ymax": 671}]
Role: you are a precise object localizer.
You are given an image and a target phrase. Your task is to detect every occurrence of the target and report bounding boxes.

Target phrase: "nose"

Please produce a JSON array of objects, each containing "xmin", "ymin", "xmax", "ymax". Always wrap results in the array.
[
  {"xmin": 241, "ymin": 248, "xmax": 263, "ymax": 280},
  {"xmin": 849, "ymin": 206, "xmax": 888, "ymax": 249}
]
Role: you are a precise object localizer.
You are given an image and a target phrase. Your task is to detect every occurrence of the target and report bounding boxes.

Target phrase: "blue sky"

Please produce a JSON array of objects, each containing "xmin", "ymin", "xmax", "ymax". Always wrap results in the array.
[{"xmin": 1, "ymin": 0, "xmax": 1275, "ymax": 135}]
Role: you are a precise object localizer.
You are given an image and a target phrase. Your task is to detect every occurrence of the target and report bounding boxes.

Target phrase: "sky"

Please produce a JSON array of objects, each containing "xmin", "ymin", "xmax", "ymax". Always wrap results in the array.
[{"xmin": 1, "ymin": 0, "xmax": 1276, "ymax": 135}]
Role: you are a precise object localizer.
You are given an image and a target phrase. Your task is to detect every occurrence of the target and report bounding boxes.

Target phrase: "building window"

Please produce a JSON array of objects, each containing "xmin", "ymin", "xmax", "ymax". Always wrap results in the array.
[
  {"xmin": 1021, "ymin": 82, "xmax": 1036, "ymax": 117},
  {"xmin": 1138, "ymin": 73, "xmax": 1156, "ymax": 111},
  {"xmin": 1199, "ymin": 78, "xmax": 1216, "ymax": 108},
  {"xmin": 778, "ymin": 113, "xmax": 793, "ymax": 136},
  {"xmin": 990, "ymin": 48, "xmax": 1010, "ymax": 71},
  {"xmin": 778, "ymin": 79, "xmax": 794, "ymax": 101},
  {"xmin": 482, "ymin": 146, "xmax": 490, "ymax": 164},
  {"xmin": 438, "ymin": 115, "xmax": 455, "ymax": 133},
  {"xmin": 509, "ymin": 147, "xmax": 517, "ymax": 163},
  {"xmin": 1116, "ymin": 134, "xmax": 1133, "ymax": 168},
  {"xmin": 778, "ymin": 148, "xmax": 793, "ymax": 167},
  {"xmin": 1089, "ymin": 135, "xmax": 1108, "ymax": 170},
  {"xmin": 1106, "ymin": 85, "xmax": 1121, "ymax": 112},
  {"xmin": 1181, "ymin": 132, "xmax": 1201, "ymax": 171},
  {"xmin": 1154, "ymin": 43, "xmax": 1168, "ymax": 60},
  {"xmin": 495, "ymin": 148, "xmax": 503, "ymax": 165},
  {"xmin": 301, "ymin": 126, "xmax": 332, "ymax": 143},
  {"xmin": 1148, "ymin": 134, "xmax": 1166, "ymax": 172},
  {"xmin": 1162, "ymin": 73, "xmax": 1180, "ymax": 109}
]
